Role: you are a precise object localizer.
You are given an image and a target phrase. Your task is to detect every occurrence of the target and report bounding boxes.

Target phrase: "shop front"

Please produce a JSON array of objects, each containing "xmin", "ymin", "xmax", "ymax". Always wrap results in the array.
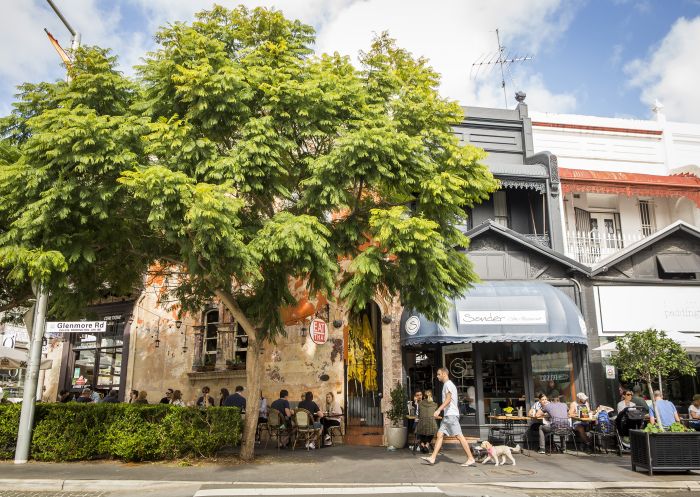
[{"xmin": 401, "ymin": 281, "xmax": 589, "ymax": 438}]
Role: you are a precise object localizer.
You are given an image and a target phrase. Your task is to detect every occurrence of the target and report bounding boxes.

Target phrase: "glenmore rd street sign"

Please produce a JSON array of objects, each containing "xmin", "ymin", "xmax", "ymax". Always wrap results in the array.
[{"xmin": 46, "ymin": 321, "xmax": 107, "ymax": 333}]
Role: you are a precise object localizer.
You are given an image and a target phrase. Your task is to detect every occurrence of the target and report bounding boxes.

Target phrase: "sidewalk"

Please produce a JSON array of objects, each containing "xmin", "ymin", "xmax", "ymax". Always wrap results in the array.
[{"xmin": 1, "ymin": 445, "xmax": 700, "ymax": 492}]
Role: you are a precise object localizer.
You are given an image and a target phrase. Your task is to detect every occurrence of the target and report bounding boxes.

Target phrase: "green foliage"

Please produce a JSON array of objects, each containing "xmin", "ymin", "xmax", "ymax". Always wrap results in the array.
[
  {"xmin": 120, "ymin": 6, "xmax": 496, "ymax": 335},
  {"xmin": 386, "ymin": 383, "xmax": 409, "ymax": 427},
  {"xmin": 610, "ymin": 329, "xmax": 696, "ymax": 387},
  {"xmin": 644, "ymin": 421, "xmax": 691, "ymax": 433},
  {"xmin": 0, "ymin": 46, "xmax": 151, "ymax": 317},
  {"xmin": 0, "ymin": 403, "xmax": 242, "ymax": 462}
]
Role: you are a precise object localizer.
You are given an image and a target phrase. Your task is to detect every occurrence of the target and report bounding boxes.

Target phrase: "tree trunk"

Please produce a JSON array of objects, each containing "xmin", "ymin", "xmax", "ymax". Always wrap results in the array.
[
  {"xmin": 647, "ymin": 379, "xmax": 664, "ymax": 432},
  {"xmin": 214, "ymin": 288, "xmax": 265, "ymax": 461},
  {"xmin": 240, "ymin": 331, "xmax": 262, "ymax": 461}
]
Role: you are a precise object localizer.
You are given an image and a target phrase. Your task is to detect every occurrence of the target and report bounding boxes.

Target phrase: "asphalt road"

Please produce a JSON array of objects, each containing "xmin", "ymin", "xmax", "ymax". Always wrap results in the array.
[{"xmin": 2, "ymin": 489, "xmax": 700, "ymax": 497}]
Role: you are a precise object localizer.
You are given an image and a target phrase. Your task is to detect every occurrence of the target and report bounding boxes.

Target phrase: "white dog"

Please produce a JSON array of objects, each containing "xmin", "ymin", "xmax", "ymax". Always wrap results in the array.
[{"xmin": 480, "ymin": 441, "xmax": 520, "ymax": 466}]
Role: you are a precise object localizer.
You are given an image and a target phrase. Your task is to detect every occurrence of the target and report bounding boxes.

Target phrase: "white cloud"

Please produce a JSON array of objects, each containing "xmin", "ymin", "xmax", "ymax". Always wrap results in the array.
[
  {"xmin": 1, "ymin": 0, "xmax": 578, "ymax": 115},
  {"xmin": 625, "ymin": 16, "xmax": 700, "ymax": 122}
]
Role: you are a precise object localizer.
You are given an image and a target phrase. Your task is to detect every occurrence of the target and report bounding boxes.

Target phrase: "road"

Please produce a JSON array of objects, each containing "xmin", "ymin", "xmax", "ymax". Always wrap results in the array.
[{"xmin": 2, "ymin": 488, "xmax": 700, "ymax": 497}]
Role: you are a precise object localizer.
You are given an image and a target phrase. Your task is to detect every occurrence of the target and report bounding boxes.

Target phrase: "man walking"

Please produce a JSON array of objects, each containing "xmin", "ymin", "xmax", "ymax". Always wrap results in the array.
[{"xmin": 421, "ymin": 368, "xmax": 476, "ymax": 467}]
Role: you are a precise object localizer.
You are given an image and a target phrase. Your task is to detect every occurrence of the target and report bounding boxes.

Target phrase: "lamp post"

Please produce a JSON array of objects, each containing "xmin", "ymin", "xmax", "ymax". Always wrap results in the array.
[{"xmin": 14, "ymin": 0, "xmax": 80, "ymax": 465}]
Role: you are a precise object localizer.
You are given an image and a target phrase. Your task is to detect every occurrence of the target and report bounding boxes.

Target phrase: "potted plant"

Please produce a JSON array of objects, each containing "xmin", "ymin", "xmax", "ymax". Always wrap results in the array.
[
  {"xmin": 385, "ymin": 383, "xmax": 409, "ymax": 449},
  {"xmin": 226, "ymin": 359, "xmax": 246, "ymax": 371},
  {"xmin": 503, "ymin": 406, "xmax": 514, "ymax": 417},
  {"xmin": 610, "ymin": 329, "xmax": 699, "ymax": 475}
]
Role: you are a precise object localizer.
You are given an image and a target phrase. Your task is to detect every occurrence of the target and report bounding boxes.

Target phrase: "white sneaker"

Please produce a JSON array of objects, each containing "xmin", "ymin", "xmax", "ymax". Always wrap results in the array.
[
  {"xmin": 324, "ymin": 434, "xmax": 331, "ymax": 441},
  {"xmin": 309, "ymin": 441, "xmax": 316, "ymax": 450},
  {"xmin": 304, "ymin": 441, "xmax": 310, "ymax": 449}
]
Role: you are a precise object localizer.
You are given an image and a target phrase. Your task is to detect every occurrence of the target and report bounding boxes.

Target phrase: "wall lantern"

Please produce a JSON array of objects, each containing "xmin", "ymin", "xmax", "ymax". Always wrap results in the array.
[
  {"xmin": 175, "ymin": 320, "xmax": 183, "ymax": 330},
  {"xmin": 332, "ymin": 319, "xmax": 343, "ymax": 329},
  {"xmin": 381, "ymin": 315, "xmax": 393, "ymax": 325}
]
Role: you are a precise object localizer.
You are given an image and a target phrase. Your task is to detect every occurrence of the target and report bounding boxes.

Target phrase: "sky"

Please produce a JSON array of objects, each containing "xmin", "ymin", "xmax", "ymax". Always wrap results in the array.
[{"xmin": 1, "ymin": 0, "xmax": 700, "ymax": 122}]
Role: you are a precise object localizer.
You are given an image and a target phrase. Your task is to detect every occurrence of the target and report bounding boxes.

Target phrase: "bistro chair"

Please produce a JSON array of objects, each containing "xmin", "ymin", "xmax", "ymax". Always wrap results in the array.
[
  {"xmin": 547, "ymin": 417, "xmax": 578, "ymax": 455},
  {"xmin": 292, "ymin": 408, "xmax": 320, "ymax": 451},
  {"xmin": 327, "ymin": 408, "xmax": 345, "ymax": 446},
  {"xmin": 266, "ymin": 408, "xmax": 293, "ymax": 450}
]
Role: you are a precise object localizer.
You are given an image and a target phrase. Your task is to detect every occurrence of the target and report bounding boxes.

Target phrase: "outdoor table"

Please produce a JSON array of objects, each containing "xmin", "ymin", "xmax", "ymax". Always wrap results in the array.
[{"xmin": 489, "ymin": 415, "xmax": 529, "ymax": 447}]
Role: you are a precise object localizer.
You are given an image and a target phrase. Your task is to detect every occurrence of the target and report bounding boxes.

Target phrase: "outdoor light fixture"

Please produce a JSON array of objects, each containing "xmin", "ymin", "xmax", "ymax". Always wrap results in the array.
[
  {"xmin": 382, "ymin": 315, "xmax": 393, "ymax": 325},
  {"xmin": 332, "ymin": 319, "xmax": 343, "ymax": 329},
  {"xmin": 154, "ymin": 338, "xmax": 160, "ymax": 348},
  {"xmin": 175, "ymin": 320, "xmax": 182, "ymax": 330}
]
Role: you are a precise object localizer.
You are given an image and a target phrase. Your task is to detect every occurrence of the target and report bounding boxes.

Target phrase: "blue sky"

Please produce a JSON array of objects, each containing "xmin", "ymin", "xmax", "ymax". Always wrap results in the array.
[{"xmin": 2, "ymin": 0, "xmax": 700, "ymax": 122}]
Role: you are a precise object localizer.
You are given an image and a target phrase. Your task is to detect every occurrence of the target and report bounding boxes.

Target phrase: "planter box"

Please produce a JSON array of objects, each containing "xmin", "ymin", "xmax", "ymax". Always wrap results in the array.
[{"xmin": 630, "ymin": 429, "xmax": 700, "ymax": 475}]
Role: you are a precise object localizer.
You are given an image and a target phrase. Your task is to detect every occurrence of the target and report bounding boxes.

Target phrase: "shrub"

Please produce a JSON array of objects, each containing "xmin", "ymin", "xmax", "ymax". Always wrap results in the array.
[{"xmin": 0, "ymin": 403, "xmax": 242, "ymax": 462}]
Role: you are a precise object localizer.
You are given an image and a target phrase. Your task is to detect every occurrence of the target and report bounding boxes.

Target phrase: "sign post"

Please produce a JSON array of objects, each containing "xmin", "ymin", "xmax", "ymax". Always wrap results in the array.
[{"xmin": 14, "ymin": 284, "xmax": 49, "ymax": 464}]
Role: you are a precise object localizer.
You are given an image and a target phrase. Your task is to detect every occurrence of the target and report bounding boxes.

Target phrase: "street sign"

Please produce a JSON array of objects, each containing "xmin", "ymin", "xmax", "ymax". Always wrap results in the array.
[
  {"xmin": 46, "ymin": 321, "xmax": 106, "ymax": 333},
  {"xmin": 310, "ymin": 318, "xmax": 328, "ymax": 345},
  {"xmin": 605, "ymin": 365, "xmax": 616, "ymax": 379}
]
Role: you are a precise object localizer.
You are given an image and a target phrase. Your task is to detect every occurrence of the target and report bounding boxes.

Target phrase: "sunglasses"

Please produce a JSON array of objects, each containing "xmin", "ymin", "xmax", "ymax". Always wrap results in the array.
[{"xmin": 624, "ymin": 393, "xmax": 632, "ymax": 396}]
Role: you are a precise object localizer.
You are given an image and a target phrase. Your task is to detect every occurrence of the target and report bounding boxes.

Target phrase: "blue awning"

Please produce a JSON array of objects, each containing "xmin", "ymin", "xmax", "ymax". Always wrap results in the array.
[{"xmin": 400, "ymin": 281, "xmax": 587, "ymax": 346}]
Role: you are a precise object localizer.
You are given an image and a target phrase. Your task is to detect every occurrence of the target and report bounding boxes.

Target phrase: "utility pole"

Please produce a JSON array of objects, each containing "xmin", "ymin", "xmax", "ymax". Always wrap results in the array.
[{"xmin": 14, "ymin": 0, "xmax": 80, "ymax": 465}]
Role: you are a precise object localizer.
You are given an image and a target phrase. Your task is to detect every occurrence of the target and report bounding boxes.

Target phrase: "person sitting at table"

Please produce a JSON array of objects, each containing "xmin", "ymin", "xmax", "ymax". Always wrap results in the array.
[
  {"xmin": 270, "ymin": 389, "xmax": 293, "ymax": 448},
  {"xmin": 321, "ymin": 392, "xmax": 343, "ymax": 446},
  {"xmin": 688, "ymin": 394, "xmax": 700, "ymax": 431},
  {"xmin": 649, "ymin": 390, "xmax": 680, "ymax": 429},
  {"xmin": 535, "ymin": 396, "xmax": 569, "ymax": 454},
  {"xmin": 631, "ymin": 385, "xmax": 647, "ymax": 408},
  {"xmin": 568, "ymin": 392, "xmax": 595, "ymax": 452},
  {"xmin": 298, "ymin": 391, "xmax": 324, "ymax": 424},
  {"xmin": 415, "ymin": 389, "xmax": 438, "ymax": 453},
  {"xmin": 617, "ymin": 390, "xmax": 636, "ymax": 414}
]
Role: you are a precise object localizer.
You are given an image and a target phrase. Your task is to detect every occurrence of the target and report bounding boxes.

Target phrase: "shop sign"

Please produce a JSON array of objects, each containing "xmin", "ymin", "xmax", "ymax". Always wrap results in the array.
[
  {"xmin": 605, "ymin": 365, "xmax": 616, "ymax": 380},
  {"xmin": 405, "ymin": 316, "xmax": 421, "ymax": 335},
  {"xmin": 46, "ymin": 321, "xmax": 106, "ymax": 333},
  {"xmin": 596, "ymin": 286, "xmax": 700, "ymax": 334},
  {"xmin": 310, "ymin": 318, "xmax": 328, "ymax": 345},
  {"xmin": 459, "ymin": 310, "xmax": 547, "ymax": 325}
]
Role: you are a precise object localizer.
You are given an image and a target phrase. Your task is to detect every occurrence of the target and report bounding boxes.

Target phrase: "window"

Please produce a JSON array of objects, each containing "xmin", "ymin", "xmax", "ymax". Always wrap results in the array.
[
  {"xmin": 657, "ymin": 253, "xmax": 699, "ymax": 280},
  {"xmin": 530, "ymin": 343, "xmax": 576, "ymax": 403},
  {"xmin": 204, "ymin": 310, "xmax": 219, "ymax": 366},
  {"xmin": 493, "ymin": 190, "xmax": 508, "ymax": 227},
  {"xmin": 71, "ymin": 317, "xmax": 125, "ymax": 392},
  {"xmin": 638, "ymin": 200, "xmax": 656, "ymax": 236}
]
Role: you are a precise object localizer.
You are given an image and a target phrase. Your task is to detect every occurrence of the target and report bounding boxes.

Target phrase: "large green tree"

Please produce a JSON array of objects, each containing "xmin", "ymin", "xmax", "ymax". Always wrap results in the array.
[
  {"xmin": 121, "ymin": 6, "xmax": 496, "ymax": 460},
  {"xmin": 0, "ymin": 48, "xmax": 151, "ymax": 320}
]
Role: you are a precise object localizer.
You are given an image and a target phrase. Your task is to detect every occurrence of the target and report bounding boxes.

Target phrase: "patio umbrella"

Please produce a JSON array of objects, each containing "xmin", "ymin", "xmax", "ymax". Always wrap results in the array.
[
  {"xmin": 594, "ymin": 330, "xmax": 700, "ymax": 354},
  {"xmin": 0, "ymin": 346, "xmax": 53, "ymax": 370}
]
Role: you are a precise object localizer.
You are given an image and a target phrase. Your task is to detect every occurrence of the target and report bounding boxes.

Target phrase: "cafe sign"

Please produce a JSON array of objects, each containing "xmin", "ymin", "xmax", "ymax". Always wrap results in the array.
[
  {"xmin": 46, "ymin": 321, "xmax": 107, "ymax": 333},
  {"xmin": 459, "ymin": 310, "xmax": 547, "ymax": 325},
  {"xmin": 310, "ymin": 318, "xmax": 328, "ymax": 345}
]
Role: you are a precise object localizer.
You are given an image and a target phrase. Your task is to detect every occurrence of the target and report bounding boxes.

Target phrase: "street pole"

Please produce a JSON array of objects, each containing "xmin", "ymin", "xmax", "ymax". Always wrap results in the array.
[
  {"xmin": 14, "ymin": 284, "xmax": 49, "ymax": 464},
  {"xmin": 13, "ymin": 0, "xmax": 80, "ymax": 464}
]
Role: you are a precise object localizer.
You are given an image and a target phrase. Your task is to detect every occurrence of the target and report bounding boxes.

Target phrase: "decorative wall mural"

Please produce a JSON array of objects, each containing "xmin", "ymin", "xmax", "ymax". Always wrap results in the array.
[
  {"xmin": 330, "ymin": 338, "xmax": 343, "ymax": 363},
  {"xmin": 266, "ymin": 365, "xmax": 285, "ymax": 383}
]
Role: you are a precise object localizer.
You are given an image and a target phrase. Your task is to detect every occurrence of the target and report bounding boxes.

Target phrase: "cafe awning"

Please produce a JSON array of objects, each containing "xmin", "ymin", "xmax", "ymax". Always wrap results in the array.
[
  {"xmin": 0, "ymin": 346, "xmax": 53, "ymax": 370},
  {"xmin": 400, "ymin": 281, "xmax": 587, "ymax": 346}
]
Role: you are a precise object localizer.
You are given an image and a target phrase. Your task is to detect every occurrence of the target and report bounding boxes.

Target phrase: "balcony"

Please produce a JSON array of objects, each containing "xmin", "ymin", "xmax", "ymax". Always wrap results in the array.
[{"xmin": 566, "ymin": 230, "xmax": 648, "ymax": 264}]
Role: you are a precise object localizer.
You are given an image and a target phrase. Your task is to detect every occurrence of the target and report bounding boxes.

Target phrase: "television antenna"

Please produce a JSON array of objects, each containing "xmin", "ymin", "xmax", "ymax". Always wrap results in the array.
[{"xmin": 471, "ymin": 28, "xmax": 533, "ymax": 107}]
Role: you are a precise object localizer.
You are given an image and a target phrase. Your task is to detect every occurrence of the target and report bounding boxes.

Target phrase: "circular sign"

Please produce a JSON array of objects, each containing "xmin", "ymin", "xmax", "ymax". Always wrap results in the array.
[
  {"xmin": 405, "ymin": 316, "xmax": 421, "ymax": 335},
  {"xmin": 310, "ymin": 318, "xmax": 328, "ymax": 345}
]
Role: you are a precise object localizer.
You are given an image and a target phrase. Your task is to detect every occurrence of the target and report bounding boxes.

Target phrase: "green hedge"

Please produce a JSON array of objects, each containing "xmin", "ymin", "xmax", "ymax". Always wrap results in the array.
[{"xmin": 0, "ymin": 403, "xmax": 242, "ymax": 462}]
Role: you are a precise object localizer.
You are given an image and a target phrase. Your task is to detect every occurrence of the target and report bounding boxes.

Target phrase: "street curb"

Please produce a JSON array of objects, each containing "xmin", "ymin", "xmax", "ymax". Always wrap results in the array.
[{"xmin": 2, "ymin": 479, "xmax": 700, "ymax": 492}]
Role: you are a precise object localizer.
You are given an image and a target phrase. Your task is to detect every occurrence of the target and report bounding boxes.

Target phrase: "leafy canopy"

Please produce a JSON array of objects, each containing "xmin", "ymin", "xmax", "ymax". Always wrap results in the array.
[
  {"xmin": 0, "ymin": 47, "xmax": 152, "ymax": 317},
  {"xmin": 610, "ymin": 329, "xmax": 696, "ymax": 386},
  {"xmin": 121, "ymin": 5, "xmax": 497, "ymax": 336}
]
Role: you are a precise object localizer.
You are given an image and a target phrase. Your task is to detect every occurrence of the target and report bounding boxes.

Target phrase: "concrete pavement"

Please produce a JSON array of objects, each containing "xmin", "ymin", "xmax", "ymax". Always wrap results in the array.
[{"xmin": 1, "ymin": 445, "xmax": 700, "ymax": 494}]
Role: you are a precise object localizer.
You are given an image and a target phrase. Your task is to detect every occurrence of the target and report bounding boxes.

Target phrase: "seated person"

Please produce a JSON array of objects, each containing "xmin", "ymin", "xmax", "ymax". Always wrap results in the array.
[
  {"xmin": 568, "ymin": 392, "xmax": 596, "ymax": 451},
  {"xmin": 535, "ymin": 397, "xmax": 569, "ymax": 454},
  {"xmin": 689, "ymin": 394, "xmax": 700, "ymax": 431},
  {"xmin": 649, "ymin": 390, "xmax": 680, "ymax": 429},
  {"xmin": 631, "ymin": 385, "xmax": 647, "ymax": 408},
  {"xmin": 617, "ymin": 390, "xmax": 636, "ymax": 414},
  {"xmin": 321, "ymin": 392, "xmax": 343, "ymax": 446},
  {"xmin": 415, "ymin": 389, "xmax": 438, "ymax": 453},
  {"xmin": 270, "ymin": 389, "xmax": 293, "ymax": 447},
  {"xmin": 529, "ymin": 393, "xmax": 550, "ymax": 427},
  {"xmin": 298, "ymin": 391, "xmax": 324, "ymax": 426}
]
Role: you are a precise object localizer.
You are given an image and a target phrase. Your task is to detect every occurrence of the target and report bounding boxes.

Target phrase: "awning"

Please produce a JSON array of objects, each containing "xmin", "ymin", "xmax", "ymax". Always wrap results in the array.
[
  {"xmin": 559, "ymin": 168, "xmax": 700, "ymax": 207},
  {"xmin": 657, "ymin": 253, "xmax": 700, "ymax": 274},
  {"xmin": 401, "ymin": 281, "xmax": 587, "ymax": 346},
  {"xmin": 0, "ymin": 346, "xmax": 53, "ymax": 370}
]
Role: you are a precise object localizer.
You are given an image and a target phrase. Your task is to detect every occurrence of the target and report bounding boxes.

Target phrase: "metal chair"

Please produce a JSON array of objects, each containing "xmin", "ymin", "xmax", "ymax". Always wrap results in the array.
[
  {"xmin": 292, "ymin": 408, "xmax": 321, "ymax": 451},
  {"xmin": 504, "ymin": 421, "xmax": 531, "ymax": 455},
  {"xmin": 547, "ymin": 417, "xmax": 578, "ymax": 455}
]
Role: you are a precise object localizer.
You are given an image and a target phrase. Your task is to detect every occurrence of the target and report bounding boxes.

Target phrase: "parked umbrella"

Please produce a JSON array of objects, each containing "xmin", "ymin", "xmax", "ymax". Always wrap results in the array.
[{"xmin": 0, "ymin": 346, "xmax": 53, "ymax": 370}]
